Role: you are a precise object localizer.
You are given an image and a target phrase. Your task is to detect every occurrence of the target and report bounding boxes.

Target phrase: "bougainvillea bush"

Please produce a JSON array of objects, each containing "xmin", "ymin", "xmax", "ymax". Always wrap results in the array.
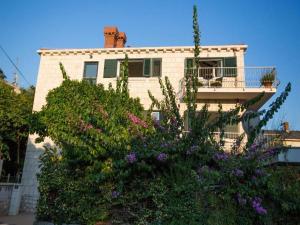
[{"xmin": 34, "ymin": 6, "xmax": 299, "ymax": 225}]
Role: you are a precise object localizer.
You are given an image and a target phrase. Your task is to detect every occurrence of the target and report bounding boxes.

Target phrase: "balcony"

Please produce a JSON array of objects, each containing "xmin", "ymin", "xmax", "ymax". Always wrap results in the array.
[
  {"xmin": 213, "ymin": 132, "xmax": 283, "ymax": 150},
  {"xmin": 177, "ymin": 67, "xmax": 279, "ymax": 109}
]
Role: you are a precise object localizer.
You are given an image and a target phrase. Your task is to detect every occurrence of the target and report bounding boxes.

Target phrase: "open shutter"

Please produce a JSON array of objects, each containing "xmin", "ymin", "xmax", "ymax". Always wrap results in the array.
[
  {"xmin": 103, "ymin": 59, "xmax": 117, "ymax": 78},
  {"xmin": 185, "ymin": 58, "xmax": 194, "ymax": 76},
  {"xmin": 185, "ymin": 58, "xmax": 194, "ymax": 68},
  {"xmin": 143, "ymin": 59, "xmax": 151, "ymax": 77},
  {"xmin": 152, "ymin": 58, "xmax": 162, "ymax": 77}
]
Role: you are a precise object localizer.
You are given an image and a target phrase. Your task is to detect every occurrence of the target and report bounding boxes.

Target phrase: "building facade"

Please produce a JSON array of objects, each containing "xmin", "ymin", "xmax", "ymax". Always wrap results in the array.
[{"xmin": 20, "ymin": 27, "xmax": 278, "ymax": 212}]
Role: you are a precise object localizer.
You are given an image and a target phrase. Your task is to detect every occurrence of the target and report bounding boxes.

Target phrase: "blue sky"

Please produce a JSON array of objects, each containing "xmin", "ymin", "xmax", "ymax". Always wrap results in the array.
[{"xmin": 0, "ymin": 0, "xmax": 299, "ymax": 129}]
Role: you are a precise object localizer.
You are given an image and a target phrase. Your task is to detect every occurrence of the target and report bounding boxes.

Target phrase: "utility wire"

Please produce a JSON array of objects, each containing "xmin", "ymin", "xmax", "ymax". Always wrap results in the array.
[{"xmin": 0, "ymin": 44, "xmax": 31, "ymax": 86}]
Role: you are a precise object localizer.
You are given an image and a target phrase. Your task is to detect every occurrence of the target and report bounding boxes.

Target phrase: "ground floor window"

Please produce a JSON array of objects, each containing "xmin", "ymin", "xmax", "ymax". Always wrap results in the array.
[{"xmin": 184, "ymin": 111, "xmax": 239, "ymax": 134}]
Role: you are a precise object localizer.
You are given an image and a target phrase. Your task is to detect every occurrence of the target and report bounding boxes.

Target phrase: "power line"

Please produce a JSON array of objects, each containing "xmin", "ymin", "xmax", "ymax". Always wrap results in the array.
[{"xmin": 0, "ymin": 44, "xmax": 31, "ymax": 86}]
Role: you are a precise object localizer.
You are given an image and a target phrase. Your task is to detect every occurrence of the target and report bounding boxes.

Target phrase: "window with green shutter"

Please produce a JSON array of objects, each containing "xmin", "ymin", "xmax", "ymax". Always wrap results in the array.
[
  {"xmin": 152, "ymin": 58, "xmax": 161, "ymax": 77},
  {"xmin": 103, "ymin": 59, "xmax": 117, "ymax": 78}
]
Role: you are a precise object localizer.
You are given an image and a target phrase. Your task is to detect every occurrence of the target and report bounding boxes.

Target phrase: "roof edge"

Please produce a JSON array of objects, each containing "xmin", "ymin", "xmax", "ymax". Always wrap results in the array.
[{"xmin": 37, "ymin": 44, "xmax": 248, "ymax": 55}]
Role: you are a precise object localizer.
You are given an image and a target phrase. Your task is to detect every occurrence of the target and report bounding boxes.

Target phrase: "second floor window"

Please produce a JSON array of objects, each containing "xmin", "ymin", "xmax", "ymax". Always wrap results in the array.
[
  {"xmin": 103, "ymin": 58, "xmax": 162, "ymax": 78},
  {"xmin": 83, "ymin": 62, "xmax": 98, "ymax": 84}
]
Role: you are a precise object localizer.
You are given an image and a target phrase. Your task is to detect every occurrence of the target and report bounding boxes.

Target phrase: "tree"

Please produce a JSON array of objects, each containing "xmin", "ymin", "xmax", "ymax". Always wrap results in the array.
[
  {"xmin": 0, "ymin": 79, "xmax": 35, "ymax": 176},
  {"xmin": 0, "ymin": 68, "xmax": 6, "ymax": 80}
]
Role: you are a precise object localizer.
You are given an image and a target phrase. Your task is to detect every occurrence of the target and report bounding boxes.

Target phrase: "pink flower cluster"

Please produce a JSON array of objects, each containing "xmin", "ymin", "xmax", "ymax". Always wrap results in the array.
[{"xmin": 128, "ymin": 113, "xmax": 148, "ymax": 128}]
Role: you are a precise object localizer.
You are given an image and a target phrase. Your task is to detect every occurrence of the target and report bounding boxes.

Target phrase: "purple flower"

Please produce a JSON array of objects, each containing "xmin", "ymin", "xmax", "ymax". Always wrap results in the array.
[
  {"xmin": 252, "ymin": 197, "xmax": 267, "ymax": 215},
  {"xmin": 186, "ymin": 145, "xmax": 198, "ymax": 155},
  {"xmin": 157, "ymin": 153, "xmax": 168, "ymax": 161},
  {"xmin": 237, "ymin": 193, "xmax": 247, "ymax": 206},
  {"xmin": 232, "ymin": 169, "xmax": 244, "ymax": 177},
  {"xmin": 112, "ymin": 191, "xmax": 120, "ymax": 198},
  {"xmin": 214, "ymin": 152, "xmax": 229, "ymax": 161},
  {"xmin": 266, "ymin": 148, "xmax": 278, "ymax": 156},
  {"xmin": 249, "ymin": 143, "xmax": 258, "ymax": 151},
  {"xmin": 126, "ymin": 152, "xmax": 137, "ymax": 164}
]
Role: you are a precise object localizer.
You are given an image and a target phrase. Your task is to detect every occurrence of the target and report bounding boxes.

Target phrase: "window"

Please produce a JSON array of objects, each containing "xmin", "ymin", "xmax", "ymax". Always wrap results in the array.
[
  {"xmin": 83, "ymin": 62, "xmax": 98, "ymax": 84},
  {"xmin": 127, "ymin": 58, "xmax": 162, "ymax": 77},
  {"xmin": 103, "ymin": 58, "xmax": 162, "ymax": 78},
  {"xmin": 151, "ymin": 111, "xmax": 161, "ymax": 121},
  {"xmin": 184, "ymin": 111, "xmax": 239, "ymax": 133},
  {"xmin": 128, "ymin": 60, "xmax": 144, "ymax": 77}
]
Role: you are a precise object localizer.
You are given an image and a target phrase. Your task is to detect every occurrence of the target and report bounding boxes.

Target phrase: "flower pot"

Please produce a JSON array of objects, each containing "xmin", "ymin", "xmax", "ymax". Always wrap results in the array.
[{"xmin": 262, "ymin": 81, "xmax": 273, "ymax": 88}]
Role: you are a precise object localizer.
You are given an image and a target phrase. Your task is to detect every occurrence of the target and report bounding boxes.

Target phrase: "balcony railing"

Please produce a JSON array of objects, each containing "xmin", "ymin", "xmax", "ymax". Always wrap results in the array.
[
  {"xmin": 182, "ymin": 66, "xmax": 278, "ymax": 88},
  {"xmin": 213, "ymin": 132, "xmax": 241, "ymax": 140},
  {"xmin": 213, "ymin": 132, "xmax": 283, "ymax": 149}
]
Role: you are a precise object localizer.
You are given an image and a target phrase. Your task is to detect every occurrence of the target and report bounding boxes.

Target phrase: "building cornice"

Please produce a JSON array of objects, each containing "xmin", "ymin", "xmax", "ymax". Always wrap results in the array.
[{"xmin": 37, "ymin": 45, "xmax": 248, "ymax": 56}]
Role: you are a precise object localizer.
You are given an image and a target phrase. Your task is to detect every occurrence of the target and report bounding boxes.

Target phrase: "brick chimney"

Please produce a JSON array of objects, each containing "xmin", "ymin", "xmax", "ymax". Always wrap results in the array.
[
  {"xmin": 282, "ymin": 121, "xmax": 289, "ymax": 133},
  {"xmin": 116, "ymin": 32, "xmax": 127, "ymax": 48},
  {"xmin": 104, "ymin": 26, "xmax": 118, "ymax": 48},
  {"xmin": 103, "ymin": 26, "xmax": 127, "ymax": 48}
]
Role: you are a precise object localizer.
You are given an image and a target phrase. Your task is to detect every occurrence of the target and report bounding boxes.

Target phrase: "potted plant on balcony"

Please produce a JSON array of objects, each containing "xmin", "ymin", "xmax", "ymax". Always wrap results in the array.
[{"xmin": 260, "ymin": 69, "xmax": 275, "ymax": 88}]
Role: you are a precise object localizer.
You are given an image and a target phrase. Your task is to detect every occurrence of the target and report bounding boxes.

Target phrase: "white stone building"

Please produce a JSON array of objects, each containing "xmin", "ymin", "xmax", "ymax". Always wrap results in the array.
[{"xmin": 20, "ymin": 27, "xmax": 278, "ymax": 212}]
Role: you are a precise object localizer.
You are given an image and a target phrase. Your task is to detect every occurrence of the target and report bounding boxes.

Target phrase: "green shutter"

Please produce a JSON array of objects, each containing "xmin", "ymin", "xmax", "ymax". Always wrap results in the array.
[
  {"xmin": 185, "ymin": 58, "xmax": 194, "ymax": 68},
  {"xmin": 152, "ymin": 58, "xmax": 161, "ymax": 77},
  {"xmin": 143, "ymin": 59, "xmax": 151, "ymax": 77},
  {"xmin": 185, "ymin": 58, "xmax": 194, "ymax": 76},
  {"xmin": 224, "ymin": 57, "xmax": 237, "ymax": 67},
  {"xmin": 103, "ymin": 59, "xmax": 117, "ymax": 78}
]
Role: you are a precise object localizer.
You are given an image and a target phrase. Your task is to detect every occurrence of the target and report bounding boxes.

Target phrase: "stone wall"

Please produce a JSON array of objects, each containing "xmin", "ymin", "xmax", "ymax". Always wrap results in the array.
[{"xmin": 0, "ymin": 184, "xmax": 13, "ymax": 215}]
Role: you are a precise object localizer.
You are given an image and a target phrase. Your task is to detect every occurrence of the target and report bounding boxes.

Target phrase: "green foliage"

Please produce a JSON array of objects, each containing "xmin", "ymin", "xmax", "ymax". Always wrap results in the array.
[
  {"xmin": 35, "ymin": 57, "xmax": 152, "ymax": 224},
  {"xmin": 266, "ymin": 166, "xmax": 300, "ymax": 225},
  {"xmin": 260, "ymin": 69, "xmax": 276, "ymax": 84},
  {"xmin": 0, "ymin": 79, "xmax": 34, "ymax": 173},
  {"xmin": 0, "ymin": 68, "xmax": 6, "ymax": 80},
  {"xmin": 37, "ymin": 147, "xmax": 110, "ymax": 224}
]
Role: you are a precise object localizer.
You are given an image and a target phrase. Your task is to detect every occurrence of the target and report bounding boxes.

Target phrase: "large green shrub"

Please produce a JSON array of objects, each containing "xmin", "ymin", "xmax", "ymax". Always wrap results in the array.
[{"xmin": 0, "ymin": 78, "xmax": 34, "ymax": 175}]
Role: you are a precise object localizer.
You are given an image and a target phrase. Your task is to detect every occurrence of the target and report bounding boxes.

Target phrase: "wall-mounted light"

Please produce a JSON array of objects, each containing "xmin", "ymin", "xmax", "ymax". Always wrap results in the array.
[{"xmin": 89, "ymin": 54, "xmax": 93, "ymax": 59}]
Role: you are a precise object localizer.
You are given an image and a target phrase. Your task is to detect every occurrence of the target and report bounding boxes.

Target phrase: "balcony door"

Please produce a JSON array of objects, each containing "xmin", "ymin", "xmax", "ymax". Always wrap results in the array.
[{"xmin": 199, "ymin": 59, "xmax": 223, "ymax": 78}]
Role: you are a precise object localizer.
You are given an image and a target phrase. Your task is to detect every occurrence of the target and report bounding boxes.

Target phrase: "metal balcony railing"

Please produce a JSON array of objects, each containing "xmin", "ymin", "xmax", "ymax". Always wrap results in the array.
[
  {"xmin": 213, "ymin": 132, "xmax": 241, "ymax": 140},
  {"xmin": 213, "ymin": 132, "xmax": 283, "ymax": 149},
  {"xmin": 182, "ymin": 66, "xmax": 278, "ymax": 88}
]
